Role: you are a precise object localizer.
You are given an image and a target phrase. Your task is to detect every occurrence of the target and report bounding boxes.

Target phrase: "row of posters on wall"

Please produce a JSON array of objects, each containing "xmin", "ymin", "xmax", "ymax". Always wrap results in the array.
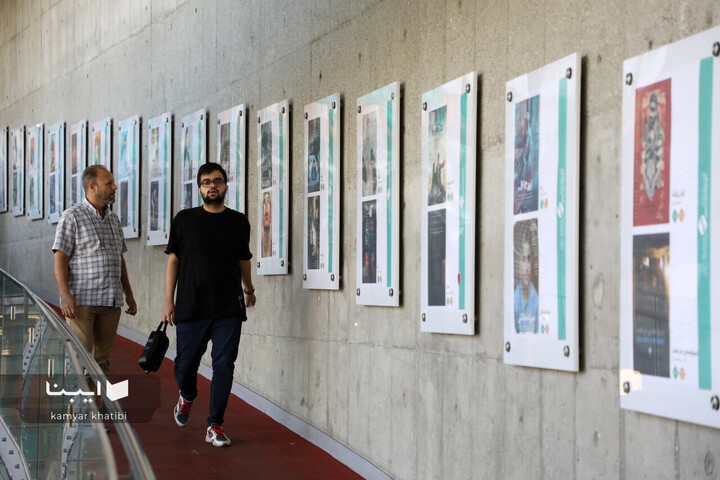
[{"xmin": 0, "ymin": 26, "xmax": 718, "ymax": 428}]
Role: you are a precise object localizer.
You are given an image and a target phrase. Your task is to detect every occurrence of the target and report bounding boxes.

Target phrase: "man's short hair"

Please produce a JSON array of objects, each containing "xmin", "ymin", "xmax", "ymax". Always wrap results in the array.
[
  {"xmin": 82, "ymin": 165, "xmax": 110, "ymax": 191},
  {"xmin": 197, "ymin": 162, "xmax": 228, "ymax": 186}
]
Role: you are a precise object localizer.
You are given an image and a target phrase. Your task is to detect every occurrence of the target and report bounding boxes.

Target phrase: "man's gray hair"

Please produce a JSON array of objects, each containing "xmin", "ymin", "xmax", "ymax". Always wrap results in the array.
[{"xmin": 82, "ymin": 165, "xmax": 110, "ymax": 191}]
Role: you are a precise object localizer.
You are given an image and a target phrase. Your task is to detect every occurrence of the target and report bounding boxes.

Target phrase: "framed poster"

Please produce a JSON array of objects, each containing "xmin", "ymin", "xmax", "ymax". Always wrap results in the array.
[
  {"xmin": 217, "ymin": 104, "xmax": 246, "ymax": 212},
  {"xmin": 68, "ymin": 120, "xmax": 86, "ymax": 207},
  {"xmin": 47, "ymin": 122, "xmax": 65, "ymax": 224},
  {"xmin": 503, "ymin": 54, "xmax": 581, "ymax": 372},
  {"xmin": 256, "ymin": 100, "xmax": 290, "ymax": 276},
  {"xmin": 117, "ymin": 115, "xmax": 140, "ymax": 239},
  {"xmin": 420, "ymin": 73, "xmax": 477, "ymax": 335},
  {"xmin": 180, "ymin": 109, "xmax": 206, "ymax": 211},
  {"xmin": 620, "ymin": 26, "xmax": 720, "ymax": 429},
  {"xmin": 356, "ymin": 82, "xmax": 400, "ymax": 306},
  {"xmin": 90, "ymin": 117, "xmax": 112, "ymax": 170},
  {"xmin": 0, "ymin": 126, "xmax": 7, "ymax": 213},
  {"xmin": 27, "ymin": 123, "xmax": 44, "ymax": 220},
  {"xmin": 10, "ymin": 126, "xmax": 25, "ymax": 217},
  {"xmin": 147, "ymin": 113, "xmax": 172, "ymax": 247},
  {"xmin": 303, "ymin": 93, "xmax": 340, "ymax": 290}
]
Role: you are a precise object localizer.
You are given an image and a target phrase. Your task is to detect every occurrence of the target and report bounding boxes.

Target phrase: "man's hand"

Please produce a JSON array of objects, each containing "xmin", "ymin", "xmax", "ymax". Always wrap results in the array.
[
  {"xmin": 60, "ymin": 292, "xmax": 77, "ymax": 319},
  {"xmin": 161, "ymin": 299, "xmax": 175, "ymax": 326},
  {"xmin": 245, "ymin": 291, "xmax": 256, "ymax": 308},
  {"xmin": 125, "ymin": 295, "xmax": 137, "ymax": 316}
]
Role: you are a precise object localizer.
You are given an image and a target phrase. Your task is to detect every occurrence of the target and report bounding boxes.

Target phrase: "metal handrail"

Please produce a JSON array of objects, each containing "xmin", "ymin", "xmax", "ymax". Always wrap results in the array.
[{"xmin": 0, "ymin": 267, "xmax": 156, "ymax": 480}]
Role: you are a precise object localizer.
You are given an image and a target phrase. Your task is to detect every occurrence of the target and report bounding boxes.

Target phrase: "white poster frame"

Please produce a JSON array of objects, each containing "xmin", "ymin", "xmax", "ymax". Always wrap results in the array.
[
  {"xmin": 68, "ymin": 120, "xmax": 87, "ymax": 207},
  {"xmin": 27, "ymin": 123, "xmax": 44, "ymax": 220},
  {"xmin": 10, "ymin": 126, "xmax": 25, "ymax": 217},
  {"xmin": 619, "ymin": 26, "xmax": 720, "ymax": 429},
  {"xmin": 303, "ymin": 93, "xmax": 340, "ymax": 290},
  {"xmin": 256, "ymin": 100, "xmax": 290, "ymax": 276},
  {"xmin": 180, "ymin": 109, "xmax": 206, "ymax": 212},
  {"xmin": 147, "ymin": 113, "xmax": 173, "ymax": 247},
  {"xmin": 356, "ymin": 82, "xmax": 400, "ymax": 306},
  {"xmin": 420, "ymin": 72, "xmax": 477, "ymax": 335},
  {"xmin": 503, "ymin": 53, "xmax": 581, "ymax": 372},
  {"xmin": 90, "ymin": 117, "xmax": 112, "ymax": 170},
  {"xmin": 217, "ymin": 104, "xmax": 246, "ymax": 213},
  {"xmin": 117, "ymin": 116, "xmax": 141, "ymax": 239}
]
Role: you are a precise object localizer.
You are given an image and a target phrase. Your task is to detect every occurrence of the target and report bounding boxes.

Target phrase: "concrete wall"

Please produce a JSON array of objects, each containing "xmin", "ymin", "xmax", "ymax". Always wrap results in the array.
[{"xmin": 1, "ymin": 0, "xmax": 719, "ymax": 478}]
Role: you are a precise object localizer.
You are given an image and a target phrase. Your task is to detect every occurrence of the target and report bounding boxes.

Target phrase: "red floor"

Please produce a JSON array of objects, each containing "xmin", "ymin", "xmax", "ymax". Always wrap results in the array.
[{"xmin": 108, "ymin": 335, "xmax": 363, "ymax": 480}]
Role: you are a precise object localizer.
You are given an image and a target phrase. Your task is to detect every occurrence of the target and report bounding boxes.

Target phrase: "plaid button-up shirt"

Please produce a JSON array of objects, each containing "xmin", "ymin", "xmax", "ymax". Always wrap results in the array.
[{"xmin": 52, "ymin": 197, "xmax": 128, "ymax": 307}]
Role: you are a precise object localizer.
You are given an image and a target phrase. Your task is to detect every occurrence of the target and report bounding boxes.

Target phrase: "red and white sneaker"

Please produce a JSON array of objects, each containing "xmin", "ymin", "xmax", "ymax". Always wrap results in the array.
[
  {"xmin": 206, "ymin": 424, "xmax": 231, "ymax": 447},
  {"xmin": 173, "ymin": 394, "xmax": 193, "ymax": 427}
]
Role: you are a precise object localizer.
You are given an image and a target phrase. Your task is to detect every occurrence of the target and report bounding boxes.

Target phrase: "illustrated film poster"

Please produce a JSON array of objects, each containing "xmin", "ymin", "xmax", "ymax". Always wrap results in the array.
[
  {"xmin": 47, "ymin": 122, "xmax": 65, "ymax": 223},
  {"xmin": 147, "ymin": 113, "xmax": 172, "ymax": 246},
  {"xmin": 180, "ymin": 109, "xmax": 206, "ymax": 211},
  {"xmin": 69, "ymin": 121, "xmax": 86, "ymax": 207},
  {"xmin": 90, "ymin": 118, "xmax": 111, "ymax": 170},
  {"xmin": 0, "ymin": 127, "xmax": 7, "ymax": 213},
  {"xmin": 10, "ymin": 126, "xmax": 24, "ymax": 216},
  {"xmin": 27, "ymin": 124, "xmax": 44, "ymax": 220},
  {"xmin": 117, "ymin": 116, "xmax": 140, "ymax": 238}
]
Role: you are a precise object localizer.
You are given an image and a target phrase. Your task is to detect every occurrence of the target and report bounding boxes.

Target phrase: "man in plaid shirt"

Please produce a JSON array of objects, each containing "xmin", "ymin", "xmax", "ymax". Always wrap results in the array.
[{"xmin": 52, "ymin": 165, "xmax": 137, "ymax": 374}]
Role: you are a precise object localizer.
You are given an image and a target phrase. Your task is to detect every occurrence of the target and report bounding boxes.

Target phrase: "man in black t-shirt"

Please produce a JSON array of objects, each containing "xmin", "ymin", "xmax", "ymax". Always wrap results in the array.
[{"xmin": 162, "ymin": 162, "xmax": 256, "ymax": 447}]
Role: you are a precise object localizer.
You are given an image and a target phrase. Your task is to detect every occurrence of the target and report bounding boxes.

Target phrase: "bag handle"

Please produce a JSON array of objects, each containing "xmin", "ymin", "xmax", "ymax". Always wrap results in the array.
[{"xmin": 156, "ymin": 322, "xmax": 168, "ymax": 332}]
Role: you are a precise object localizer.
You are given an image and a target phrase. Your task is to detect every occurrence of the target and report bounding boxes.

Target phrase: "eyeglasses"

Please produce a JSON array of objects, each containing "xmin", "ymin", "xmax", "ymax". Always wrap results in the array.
[{"xmin": 200, "ymin": 178, "xmax": 226, "ymax": 187}]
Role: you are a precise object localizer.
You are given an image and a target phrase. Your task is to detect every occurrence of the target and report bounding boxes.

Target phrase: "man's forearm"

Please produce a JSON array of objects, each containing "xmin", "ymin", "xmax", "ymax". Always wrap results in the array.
[
  {"xmin": 165, "ymin": 254, "xmax": 180, "ymax": 301},
  {"xmin": 53, "ymin": 251, "xmax": 72, "ymax": 296},
  {"xmin": 239, "ymin": 260, "xmax": 254, "ymax": 292},
  {"xmin": 121, "ymin": 257, "xmax": 134, "ymax": 297}
]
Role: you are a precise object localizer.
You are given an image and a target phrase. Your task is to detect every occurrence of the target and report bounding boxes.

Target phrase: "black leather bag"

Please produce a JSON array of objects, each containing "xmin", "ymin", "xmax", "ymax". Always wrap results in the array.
[{"xmin": 138, "ymin": 322, "xmax": 169, "ymax": 374}]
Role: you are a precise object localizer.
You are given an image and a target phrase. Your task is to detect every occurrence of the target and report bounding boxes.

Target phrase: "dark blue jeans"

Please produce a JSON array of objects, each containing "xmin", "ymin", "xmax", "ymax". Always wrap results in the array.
[{"xmin": 174, "ymin": 316, "xmax": 243, "ymax": 426}]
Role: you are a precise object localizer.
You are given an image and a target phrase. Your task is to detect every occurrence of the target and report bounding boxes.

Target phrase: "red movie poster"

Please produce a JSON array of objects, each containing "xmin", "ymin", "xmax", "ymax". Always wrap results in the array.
[{"xmin": 633, "ymin": 79, "xmax": 671, "ymax": 226}]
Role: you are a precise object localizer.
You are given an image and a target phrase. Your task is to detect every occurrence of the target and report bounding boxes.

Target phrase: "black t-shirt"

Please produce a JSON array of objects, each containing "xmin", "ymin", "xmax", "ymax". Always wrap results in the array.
[{"xmin": 165, "ymin": 207, "xmax": 253, "ymax": 323}]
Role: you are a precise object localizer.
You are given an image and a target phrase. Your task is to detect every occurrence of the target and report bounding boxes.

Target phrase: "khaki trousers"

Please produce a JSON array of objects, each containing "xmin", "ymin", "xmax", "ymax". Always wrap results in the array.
[{"xmin": 67, "ymin": 306, "xmax": 122, "ymax": 375}]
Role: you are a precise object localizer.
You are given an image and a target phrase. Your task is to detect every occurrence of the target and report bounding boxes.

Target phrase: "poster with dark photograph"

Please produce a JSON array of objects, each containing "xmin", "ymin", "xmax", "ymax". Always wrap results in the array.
[
  {"xmin": 514, "ymin": 95, "xmax": 540, "ymax": 214},
  {"xmin": 261, "ymin": 121, "xmax": 272, "ymax": 189},
  {"xmin": 120, "ymin": 180, "xmax": 129, "ymax": 227},
  {"xmin": 150, "ymin": 180, "xmax": 159, "ymax": 232},
  {"xmin": 421, "ymin": 73, "xmax": 477, "ymax": 334},
  {"xmin": 48, "ymin": 175, "xmax": 56, "ymax": 214},
  {"xmin": 427, "ymin": 106, "xmax": 447, "ymax": 206},
  {"xmin": 261, "ymin": 191, "xmax": 272, "ymax": 257},
  {"xmin": 307, "ymin": 195, "xmax": 320, "ymax": 269},
  {"xmin": 183, "ymin": 183, "xmax": 193, "ymax": 210},
  {"xmin": 513, "ymin": 219, "xmax": 539, "ymax": 334},
  {"xmin": 632, "ymin": 233, "xmax": 670, "ymax": 377},
  {"xmin": 307, "ymin": 118, "xmax": 320, "ymax": 194},
  {"xmin": 633, "ymin": 79, "xmax": 671, "ymax": 227},
  {"xmin": 427, "ymin": 209, "xmax": 446, "ymax": 306},
  {"xmin": 362, "ymin": 200, "xmax": 377, "ymax": 283},
  {"xmin": 256, "ymin": 100, "xmax": 289, "ymax": 275},
  {"xmin": 217, "ymin": 104, "xmax": 246, "ymax": 212}
]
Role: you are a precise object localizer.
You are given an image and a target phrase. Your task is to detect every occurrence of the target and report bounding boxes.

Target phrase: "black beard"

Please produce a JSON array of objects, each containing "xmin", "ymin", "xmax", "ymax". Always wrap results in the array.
[{"xmin": 202, "ymin": 190, "xmax": 226, "ymax": 205}]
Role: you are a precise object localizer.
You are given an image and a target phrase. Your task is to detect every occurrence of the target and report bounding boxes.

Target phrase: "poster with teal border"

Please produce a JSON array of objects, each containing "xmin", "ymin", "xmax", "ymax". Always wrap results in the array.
[
  {"xmin": 180, "ymin": 109, "xmax": 206, "ymax": 212},
  {"xmin": 420, "ymin": 72, "xmax": 477, "ymax": 335},
  {"xmin": 217, "ymin": 104, "xmax": 246, "ymax": 213},
  {"xmin": 10, "ymin": 126, "xmax": 25, "ymax": 217},
  {"xmin": 356, "ymin": 82, "xmax": 400, "ymax": 307},
  {"xmin": 27, "ymin": 123, "xmax": 44, "ymax": 220},
  {"xmin": 117, "ymin": 115, "xmax": 140, "ymax": 239},
  {"xmin": 147, "ymin": 113, "xmax": 172, "ymax": 247},
  {"xmin": 303, "ymin": 93, "xmax": 340, "ymax": 290},
  {"xmin": 256, "ymin": 100, "xmax": 289, "ymax": 276},
  {"xmin": 68, "ymin": 120, "xmax": 86, "ymax": 207},
  {"xmin": 90, "ymin": 117, "xmax": 112, "ymax": 171},
  {"xmin": 620, "ymin": 25, "xmax": 720, "ymax": 429},
  {"xmin": 47, "ymin": 122, "xmax": 65, "ymax": 224},
  {"xmin": 503, "ymin": 53, "xmax": 581, "ymax": 372},
  {"xmin": 0, "ymin": 127, "xmax": 7, "ymax": 213}
]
